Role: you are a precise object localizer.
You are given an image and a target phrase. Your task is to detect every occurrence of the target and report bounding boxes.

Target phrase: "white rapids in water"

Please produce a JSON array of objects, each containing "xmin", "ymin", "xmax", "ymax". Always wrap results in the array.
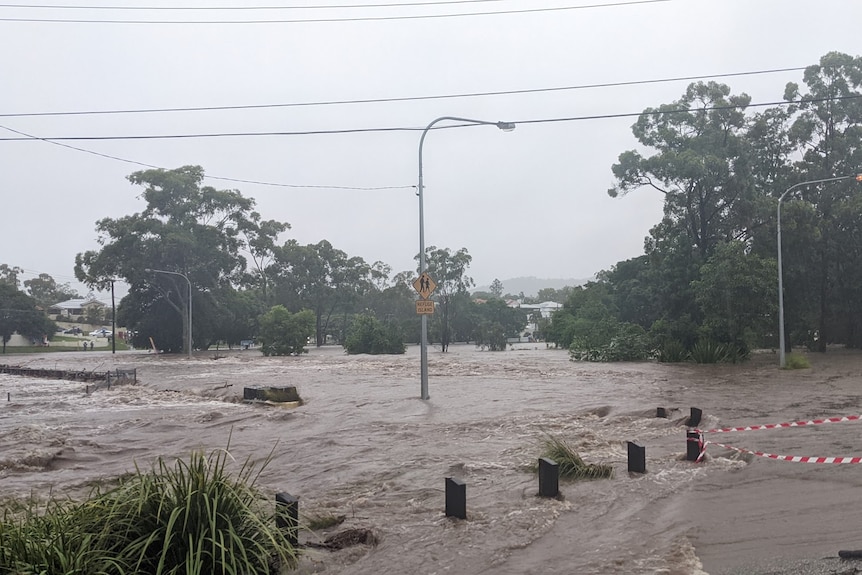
[{"xmin": 3, "ymin": 344, "xmax": 862, "ymax": 574}]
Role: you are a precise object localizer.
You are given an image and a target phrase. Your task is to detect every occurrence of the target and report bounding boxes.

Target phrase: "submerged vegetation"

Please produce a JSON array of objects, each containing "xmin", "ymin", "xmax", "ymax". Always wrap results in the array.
[
  {"xmin": 784, "ymin": 353, "xmax": 811, "ymax": 370},
  {"xmin": 0, "ymin": 448, "xmax": 295, "ymax": 575},
  {"xmin": 536, "ymin": 435, "xmax": 614, "ymax": 481}
]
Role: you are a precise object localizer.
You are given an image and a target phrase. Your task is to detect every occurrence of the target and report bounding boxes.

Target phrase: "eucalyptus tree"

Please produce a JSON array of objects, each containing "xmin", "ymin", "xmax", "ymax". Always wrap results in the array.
[
  {"xmin": 23, "ymin": 273, "xmax": 80, "ymax": 308},
  {"xmin": 360, "ymin": 268, "xmax": 418, "ymax": 343},
  {"xmin": 418, "ymin": 246, "xmax": 474, "ymax": 352},
  {"xmin": 489, "ymin": 278, "xmax": 504, "ymax": 297},
  {"xmin": 0, "ymin": 264, "xmax": 22, "ymax": 288},
  {"xmin": 472, "ymin": 298, "xmax": 527, "ymax": 350},
  {"xmin": 608, "ymin": 81, "xmax": 756, "ymax": 336},
  {"xmin": 535, "ymin": 286, "xmax": 575, "ymax": 304},
  {"xmin": 781, "ymin": 52, "xmax": 862, "ymax": 350},
  {"xmin": 609, "ymin": 81, "xmax": 755, "ymax": 259},
  {"xmin": 691, "ymin": 242, "xmax": 777, "ymax": 354},
  {"xmin": 75, "ymin": 166, "xmax": 286, "ymax": 354},
  {"xmin": 0, "ymin": 283, "xmax": 55, "ymax": 353},
  {"xmin": 270, "ymin": 239, "xmax": 372, "ymax": 346}
]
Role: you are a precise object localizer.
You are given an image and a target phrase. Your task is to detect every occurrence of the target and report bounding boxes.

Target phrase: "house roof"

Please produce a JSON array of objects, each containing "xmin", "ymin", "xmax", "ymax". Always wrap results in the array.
[{"xmin": 49, "ymin": 298, "xmax": 106, "ymax": 309}]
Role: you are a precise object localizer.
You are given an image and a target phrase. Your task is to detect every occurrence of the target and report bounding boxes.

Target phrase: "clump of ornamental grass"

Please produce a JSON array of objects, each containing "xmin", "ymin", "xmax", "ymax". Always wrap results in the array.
[
  {"xmin": 535, "ymin": 435, "xmax": 614, "ymax": 481},
  {"xmin": 688, "ymin": 339, "xmax": 730, "ymax": 364},
  {"xmin": 658, "ymin": 340, "xmax": 689, "ymax": 363},
  {"xmin": 0, "ymin": 445, "xmax": 296, "ymax": 575}
]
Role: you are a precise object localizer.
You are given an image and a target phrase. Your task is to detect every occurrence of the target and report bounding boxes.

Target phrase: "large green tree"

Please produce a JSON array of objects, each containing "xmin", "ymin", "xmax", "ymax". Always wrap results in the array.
[
  {"xmin": 24, "ymin": 273, "xmax": 80, "ymax": 309},
  {"xmin": 418, "ymin": 246, "xmax": 473, "ymax": 352},
  {"xmin": 691, "ymin": 242, "xmax": 777, "ymax": 354},
  {"xmin": 471, "ymin": 298, "xmax": 526, "ymax": 351},
  {"xmin": 360, "ymin": 269, "xmax": 419, "ymax": 344},
  {"xmin": 0, "ymin": 284, "xmax": 56, "ymax": 353},
  {"xmin": 0, "ymin": 264, "xmax": 22, "ymax": 288},
  {"xmin": 780, "ymin": 52, "xmax": 862, "ymax": 350},
  {"xmin": 609, "ymin": 82, "xmax": 756, "ymax": 331},
  {"xmin": 269, "ymin": 240, "xmax": 371, "ymax": 347},
  {"xmin": 76, "ymin": 166, "xmax": 286, "ymax": 354},
  {"xmin": 257, "ymin": 305, "xmax": 315, "ymax": 356}
]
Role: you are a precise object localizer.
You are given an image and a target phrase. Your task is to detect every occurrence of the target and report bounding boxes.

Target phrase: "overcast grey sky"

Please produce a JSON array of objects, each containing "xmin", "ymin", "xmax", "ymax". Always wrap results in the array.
[{"xmin": 1, "ymin": 0, "xmax": 860, "ymax": 298}]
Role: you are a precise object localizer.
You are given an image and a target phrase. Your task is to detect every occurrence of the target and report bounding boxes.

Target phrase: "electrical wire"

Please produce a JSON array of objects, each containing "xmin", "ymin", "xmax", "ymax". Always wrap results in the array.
[
  {"xmin": 1, "ymin": 0, "xmax": 510, "ymax": 10},
  {"xmin": 3, "ymin": 93, "xmax": 859, "ymax": 193},
  {"xmin": 2, "ymin": 94, "xmax": 860, "ymax": 142},
  {"xmin": 0, "ymin": 124, "xmax": 416, "ymax": 190},
  {"xmin": 0, "ymin": 66, "xmax": 806, "ymax": 118},
  {"xmin": 0, "ymin": 0, "xmax": 670, "ymax": 24}
]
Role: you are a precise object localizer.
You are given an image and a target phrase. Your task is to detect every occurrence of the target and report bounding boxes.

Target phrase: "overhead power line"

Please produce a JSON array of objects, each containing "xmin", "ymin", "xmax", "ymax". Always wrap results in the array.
[
  {"xmin": 3, "ymin": 93, "xmax": 858, "ymax": 193},
  {"xmin": 2, "ymin": 94, "xmax": 860, "ymax": 142},
  {"xmin": 0, "ymin": 0, "xmax": 670, "ymax": 24},
  {"xmin": 1, "ymin": 0, "xmax": 510, "ymax": 10},
  {"xmin": 0, "ymin": 66, "xmax": 806, "ymax": 118},
  {"xmin": 0, "ymin": 124, "xmax": 416, "ymax": 191}
]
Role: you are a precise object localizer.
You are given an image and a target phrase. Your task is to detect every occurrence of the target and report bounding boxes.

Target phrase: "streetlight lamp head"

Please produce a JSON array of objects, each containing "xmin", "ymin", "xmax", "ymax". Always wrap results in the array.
[
  {"xmin": 496, "ymin": 122, "xmax": 516, "ymax": 132},
  {"xmin": 144, "ymin": 268, "xmax": 152, "ymax": 272}
]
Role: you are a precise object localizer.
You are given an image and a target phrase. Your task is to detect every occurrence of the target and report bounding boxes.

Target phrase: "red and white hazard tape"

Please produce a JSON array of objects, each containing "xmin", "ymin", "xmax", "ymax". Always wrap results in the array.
[
  {"xmin": 704, "ymin": 440, "xmax": 862, "ymax": 464},
  {"xmin": 696, "ymin": 414, "xmax": 862, "ymax": 434}
]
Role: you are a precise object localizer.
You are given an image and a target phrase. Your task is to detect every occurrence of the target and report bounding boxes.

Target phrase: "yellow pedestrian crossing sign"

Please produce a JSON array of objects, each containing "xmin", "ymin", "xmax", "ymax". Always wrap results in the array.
[{"xmin": 413, "ymin": 272, "xmax": 437, "ymax": 300}]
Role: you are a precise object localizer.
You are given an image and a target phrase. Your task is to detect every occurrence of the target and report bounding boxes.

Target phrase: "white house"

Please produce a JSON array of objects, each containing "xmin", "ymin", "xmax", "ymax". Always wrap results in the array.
[
  {"xmin": 506, "ymin": 300, "xmax": 564, "ymax": 342},
  {"xmin": 47, "ymin": 298, "xmax": 107, "ymax": 319}
]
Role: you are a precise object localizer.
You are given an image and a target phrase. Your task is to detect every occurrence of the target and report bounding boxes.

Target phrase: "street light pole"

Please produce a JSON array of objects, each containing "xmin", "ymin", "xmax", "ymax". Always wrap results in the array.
[
  {"xmin": 110, "ymin": 279, "xmax": 116, "ymax": 354},
  {"xmin": 777, "ymin": 174, "xmax": 862, "ymax": 368},
  {"xmin": 145, "ymin": 268, "xmax": 193, "ymax": 359},
  {"xmin": 417, "ymin": 116, "xmax": 516, "ymax": 400}
]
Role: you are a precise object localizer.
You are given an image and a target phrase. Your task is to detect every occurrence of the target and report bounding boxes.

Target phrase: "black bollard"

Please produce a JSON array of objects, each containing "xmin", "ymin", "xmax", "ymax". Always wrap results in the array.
[
  {"xmin": 627, "ymin": 441, "xmax": 646, "ymax": 473},
  {"xmin": 445, "ymin": 477, "xmax": 466, "ymax": 519},
  {"xmin": 538, "ymin": 457, "xmax": 559, "ymax": 497},
  {"xmin": 686, "ymin": 430, "xmax": 703, "ymax": 462},
  {"xmin": 686, "ymin": 407, "xmax": 703, "ymax": 428},
  {"xmin": 275, "ymin": 492, "xmax": 299, "ymax": 547},
  {"xmin": 656, "ymin": 407, "xmax": 667, "ymax": 418}
]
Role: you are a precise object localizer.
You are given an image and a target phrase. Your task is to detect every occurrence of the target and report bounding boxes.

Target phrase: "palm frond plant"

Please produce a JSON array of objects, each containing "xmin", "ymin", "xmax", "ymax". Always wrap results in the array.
[{"xmin": 536, "ymin": 435, "xmax": 614, "ymax": 480}]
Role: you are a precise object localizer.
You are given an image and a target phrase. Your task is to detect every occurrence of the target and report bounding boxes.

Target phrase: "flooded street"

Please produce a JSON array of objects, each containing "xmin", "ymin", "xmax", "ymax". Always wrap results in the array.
[{"xmin": 3, "ymin": 345, "xmax": 862, "ymax": 574}]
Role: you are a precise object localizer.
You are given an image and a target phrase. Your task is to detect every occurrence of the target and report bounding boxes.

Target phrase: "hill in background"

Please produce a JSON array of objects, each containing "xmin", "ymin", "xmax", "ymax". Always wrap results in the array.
[{"xmin": 473, "ymin": 276, "xmax": 591, "ymax": 298}]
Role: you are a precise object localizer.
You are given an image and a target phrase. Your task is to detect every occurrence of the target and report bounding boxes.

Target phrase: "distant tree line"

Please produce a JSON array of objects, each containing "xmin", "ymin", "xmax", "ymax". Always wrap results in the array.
[
  {"xmin": 547, "ymin": 51, "xmax": 862, "ymax": 362},
  {"xmin": 0, "ymin": 266, "xmax": 60, "ymax": 353},
  {"xmin": 66, "ymin": 166, "xmax": 526, "ymax": 356},
  {"xmin": 7, "ymin": 51, "xmax": 860, "ymax": 361}
]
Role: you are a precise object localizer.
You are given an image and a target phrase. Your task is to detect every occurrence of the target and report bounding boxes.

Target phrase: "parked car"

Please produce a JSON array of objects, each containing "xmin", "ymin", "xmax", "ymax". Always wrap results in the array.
[
  {"xmin": 89, "ymin": 328, "xmax": 112, "ymax": 337},
  {"xmin": 64, "ymin": 327, "xmax": 83, "ymax": 335}
]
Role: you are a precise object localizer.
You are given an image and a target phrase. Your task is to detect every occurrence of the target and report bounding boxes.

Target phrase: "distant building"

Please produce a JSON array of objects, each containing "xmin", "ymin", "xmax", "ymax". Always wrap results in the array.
[
  {"xmin": 47, "ymin": 298, "xmax": 107, "ymax": 319},
  {"xmin": 508, "ymin": 300, "xmax": 563, "ymax": 342},
  {"xmin": 508, "ymin": 300, "xmax": 563, "ymax": 319}
]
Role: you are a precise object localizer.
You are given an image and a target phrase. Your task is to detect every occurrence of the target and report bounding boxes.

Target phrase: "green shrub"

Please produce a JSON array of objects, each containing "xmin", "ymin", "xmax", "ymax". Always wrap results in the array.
[
  {"xmin": 0, "ymin": 447, "xmax": 296, "ymax": 575},
  {"xmin": 658, "ymin": 340, "xmax": 689, "ymax": 363},
  {"xmin": 689, "ymin": 339, "xmax": 730, "ymax": 364},
  {"xmin": 258, "ymin": 305, "xmax": 315, "ymax": 356},
  {"xmin": 569, "ymin": 321, "xmax": 652, "ymax": 362},
  {"xmin": 475, "ymin": 321, "xmax": 509, "ymax": 351},
  {"xmin": 785, "ymin": 353, "xmax": 811, "ymax": 369},
  {"xmin": 535, "ymin": 435, "xmax": 613, "ymax": 480},
  {"xmin": 343, "ymin": 314, "xmax": 405, "ymax": 355}
]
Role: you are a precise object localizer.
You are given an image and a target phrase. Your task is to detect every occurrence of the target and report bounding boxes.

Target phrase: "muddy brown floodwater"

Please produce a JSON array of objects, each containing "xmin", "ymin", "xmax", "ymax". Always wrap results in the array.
[{"xmin": 2, "ymin": 344, "xmax": 862, "ymax": 574}]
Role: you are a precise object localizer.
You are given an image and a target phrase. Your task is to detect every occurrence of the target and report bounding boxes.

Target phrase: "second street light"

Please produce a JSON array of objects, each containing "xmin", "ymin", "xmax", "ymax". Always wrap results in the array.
[
  {"xmin": 417, "ymin": 116, "xmax": 516, "ymax": 400},
  {"xmin": 145, "ymin": 268, "xmax": 193, "ymax": 359},
  {"xmin": 777, "ymin": 173, "xmax": 862, "ymax": 368}
]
